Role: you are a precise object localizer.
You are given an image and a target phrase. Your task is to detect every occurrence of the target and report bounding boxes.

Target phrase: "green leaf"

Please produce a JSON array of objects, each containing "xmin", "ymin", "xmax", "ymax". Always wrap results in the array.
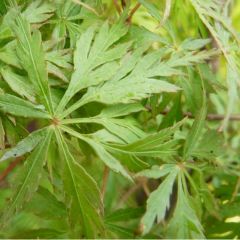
[
  {"xmin": 108, "ymin": 119, "xmax": 185, "ymax": 157},
  {"xmin": 183, "ymin": 78, "xmax": 207, "ymax": 159},
  {"xmin": 22, "ymin": 0, "xmax": 55, "ymax": 24},
  {"xmin": 85, "ymin": 77, "xmax": 179, "ymax": 105},
  {"xmin": 60, "ymin": 47, "xmax": 182, "ymax": 118},
  {"xmin": 1, "ymin": 128, "xmax": 53, "ymax": 225},
  {"xmin": 105, "ymin": 207, "xmax": 144, "ymax": 223},
  {"xmin": 221, "ymin": 65, "xmax": 239, "ymax": 130},
  {"xmin": 189, "ymin": 0, "xmax": 240, "ymax": 129},
  {"xmin": 1, "ymin": 67, "xmax": 36, "ymax": 102},
  {"xmin": 137, "ymin": 164, "xmax": 178, "ymax": 179},
  {"xmin": 191, "ymin": 130, "xmax": 224, "ymax": 159},
  {"xmin": 167, "ymin": 173, "xmax": 205, "ymax": 238},
  {"xmin": 11, "ymin": 15, "xmax": 53, "ymax": 114},
  {"xmin": 62, "ymin": 116, "xmax": 146, "ymax": 144},
  {"xmin": 60, "ymin": 125, "xmax": 133, "ymax": 181},
  {"xmin": 138, "ymin": 0, "xmax": 161, "ymax": 21},
  {"xmin": 0, "ymin": 128, "xmax": 48, "ymax": 162},
  {"xmin": 0, "ymin": 93, "xmax": 51, "ymax": 119},
  {"xmin": 141, "ymin": 166, "xmax": 179, "ymax": 234},
  {"xmin": 0, "ymin": 42, "xmax": 21, "ymax": 68},
  {"xmin": 55, "ymin": 128, "xmax": 104, "ymax": 238},
  {"xmin": 98, "ymin": 103, "xmax": 145, "ymax": 118},
  {"xmin": 180, "ymin": 38, "xmax": 211, "ymax": 51},
  {"xmin": 26, "ymin": 186, "xmax": 67, "ymax": 220},
  {"xmin": 93, "ymin": 118, "xmax": 145, "ymax": 144},
  {"xmin": 56, "ymin": 21, "xmax": 130, "ymax": 114}
]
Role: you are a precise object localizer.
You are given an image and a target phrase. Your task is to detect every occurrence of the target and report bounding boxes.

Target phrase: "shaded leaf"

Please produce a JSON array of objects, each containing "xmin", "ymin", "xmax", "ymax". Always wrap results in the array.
[
  {"xmin": 0, "ymin": 93, "xmax": 50, "ymax": 119},
  {"xmin": 55, "ymin": 128, "xmax": 104, "ymax": 238}
]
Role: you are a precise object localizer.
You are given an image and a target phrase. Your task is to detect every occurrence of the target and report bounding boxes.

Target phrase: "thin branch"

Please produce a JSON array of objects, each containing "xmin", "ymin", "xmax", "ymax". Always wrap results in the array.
[
  {"xmin": 231, "ymin": 176, "xmax": 240, "ymax": 202},
  {"xmin": 116, "ymin": 177, "xmax": 150, "ymax": 207},
  {"xmin": 117, "ymin": 182, "xmax": 142, "ymax": 208},
  {"xmin": 101, "ymin": 166, "xmax": 110, "ymax": 201},
  {"xmin": 121, "ymin": 0, "xmax": 127, "ymax": 9},
  {"xmin": 157, "ymin": 0, "xmax": 172, "ymax": 28},
  {"xmin": 127, "ymin": 3, "xmax": 141, "ymax": 24},
  {"xmin": 0, "ymin": 157, "xmax": 23, "ymax": 182},
  {"xmin": 139, "ymin": 178, "xmax": 151, "ymax": 197},
  {"xmin": 113, "ymin": 0, "xmax": 122, "ymax": 14},
  {"xmin": 71, "ymin": 0, "xmax": 99, "ymax": 16}
]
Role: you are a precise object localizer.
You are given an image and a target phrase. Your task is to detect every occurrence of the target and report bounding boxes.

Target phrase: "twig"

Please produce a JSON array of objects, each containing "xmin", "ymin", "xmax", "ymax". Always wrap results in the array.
[
  {"xmin": 141, "ymin": 177, "xmax": 150, "ymax": 197},
  {"xmin": 113, "ymin": 0, "xmax": 122, "ymax": 14},
  {"xmin": 71, "ymin": 0, "xmax": 99, "ymax": 16},
  {"xmin": 231, "ymin": 176, "xmax": 240, "ymax": 202},
  {"xmin": 0, "ymin": 157, "xmax": 23, "ymax": 182},
  {"xmin": 116, "ymin": 177, "xmax": 150, "ymax": 207},
  {"xmin": 101, "ymin": 166, "xmax": 110, "ymax": 201},
  {"xmin": 121, "ymin": 0, "xmax": 127, "ymax": 9},
  {"xmin": 157, "ymin": 0, "xmax": 172, "ymax": 28},
  {"xmin": 127, "ymin": 3, "xmax": 141, "ymax": 24},
  {"xmin": 117, "ymin": 182, "xmax": 142, "ymax": 207}
]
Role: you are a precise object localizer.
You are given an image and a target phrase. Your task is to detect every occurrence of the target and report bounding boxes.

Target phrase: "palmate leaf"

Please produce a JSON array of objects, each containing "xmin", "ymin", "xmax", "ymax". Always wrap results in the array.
[
  {"xmin": 51, "ymin": 0, "xmax": 97, "ymax": 48},
  {"xmin": 59, "ymin": 32, "xmax": 216, "ymax": 119},
  {"xmin": 11, "ymin": 15, "xmax": 53, "ymax": 114},
  {"xmin": 54, "ymin": 128, "xmax": 104, "ymax": 238},
  {"xmin": 1, "ymin": 128, "xmax": 53, "ymax": 226},
  {"xmin": 139, "ymin": 165, "xmax": 179, "ymax": 235},
  {"xmin": 83, "ymin": 77, "xmax": 179, "ymax": 105},
  {"xmin": 56, "ymin": 20, "xmax": 130, "ymax": 114},
  {"xmin": 59, "ymin": 46, "xmax": 181, "ymax": 118},
  {"xmin": 0, "ymin": 92, "xmax": 50, "ymax": 119}
]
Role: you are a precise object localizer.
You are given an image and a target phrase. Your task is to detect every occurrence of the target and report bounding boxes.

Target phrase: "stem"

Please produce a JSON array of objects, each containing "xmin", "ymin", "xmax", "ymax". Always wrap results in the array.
[
  {"xmin": 126, "ymin": 3, "xmax": 141, "ymax": 24},
  {"xmin": 113, "ymin": 0, "xmax": 122, "ymax": 14},
  {"xmin": 0, "ymin": 157, "xmax": 23, "ymax": 182},
  {"xmin": 117, "ymin": 182, "xmax": 142, "ymax": 208},
  {"xmin": 101, "ymin": 166, "xmax": 110, "ymax": 201},
  {"xmin": 231, "ymin": 176, "xmax": 240, "ymax": 202}
]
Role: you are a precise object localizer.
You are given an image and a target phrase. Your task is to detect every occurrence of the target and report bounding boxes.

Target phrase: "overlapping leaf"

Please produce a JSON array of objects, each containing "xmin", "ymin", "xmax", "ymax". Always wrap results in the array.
[
  {"xmin": 0, "ymin": 93, "xmax": 50, "ymax": 119},
  {"xmin": 55, "ymin": 128, "xmax": 104, "ymax": 238},
  {"xmin": 11, "ymin": 15, "xmax": 53, "ymax": 114},
  {"xmin": 1, "ymin": 128, "xmax": 53, "ymax": 226},
  {"xmin": 139, "ymin": 165, "xmax": 179, "ymax": 234}
]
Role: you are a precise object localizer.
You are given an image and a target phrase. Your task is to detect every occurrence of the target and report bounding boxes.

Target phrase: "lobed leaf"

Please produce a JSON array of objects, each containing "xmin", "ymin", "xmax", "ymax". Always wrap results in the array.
[
  {"xmin": 55, "ymin": 128, "xmax": 104, "ymax": 238},
  {"xmin": 1, "ymin": 128, "xmax": 53, "ymax": 226},
  {"xmin": 0, "ymin": 128, "xmax": 48, "ymax": 162},
  {"xmin": 141, "ymin": 166, "xmax": 179, "ymax": 234},
  {"xmin": 0, "ymin": 93, "xmax": 51, "ymax": 119},
  {"xmin": 11, "ymin": 15, "xmax": 53, "ymax": 114}
]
